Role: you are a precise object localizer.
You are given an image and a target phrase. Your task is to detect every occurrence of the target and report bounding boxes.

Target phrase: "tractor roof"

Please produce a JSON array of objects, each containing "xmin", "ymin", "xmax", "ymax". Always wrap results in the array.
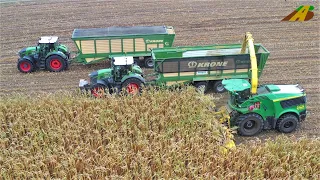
[
  {"xmin": 113, "ymin": 56, "xmax": 134, "ymax": 65},
  {"xmin": 39, "ymin": 36, "xmax": 58, "ymax": 43}
]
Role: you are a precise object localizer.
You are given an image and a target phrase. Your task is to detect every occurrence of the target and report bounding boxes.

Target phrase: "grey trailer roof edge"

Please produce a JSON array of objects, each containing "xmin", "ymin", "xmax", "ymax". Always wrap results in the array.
[{"xmin": 72, "ymin": 25, "xmax": 172, "ymax": 39}]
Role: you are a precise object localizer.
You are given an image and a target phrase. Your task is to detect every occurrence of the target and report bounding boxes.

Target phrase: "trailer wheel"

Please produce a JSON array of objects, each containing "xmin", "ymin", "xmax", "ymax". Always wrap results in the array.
[
  {"xmin": 213, "ymin": 80, "xmax": 226, "ymax": 93},
  {"xmin": 122, "ymin": 78, "xmax": 143, "ymax": 95},
  {"xmin": 133, "ymin": 58, "xmax": 140, "ymax": 66},
  {"xmin": 17, "ymin": 59, "xmax": 34, "ymax": 73},
  {"xmin": 236, "ymin": 113, "xmax": 263, "ymax": 136},
  {"xmin": 195, "ymin": 81, "xmax": 208, "ymax": 93},
  {"xmin": 144, "ymin": 57, "xmax": 154, "ymax": 68},
  {"xmin": 91, "ymin": 84, "xmax": 108, "ymax": 98},
  {"xmin": 276, "ymin": 114, "xmax": 298, "ymax": 133},
  {"xmin": 46, "ymin": 55, "xmax": 67, "ymax": 72}
]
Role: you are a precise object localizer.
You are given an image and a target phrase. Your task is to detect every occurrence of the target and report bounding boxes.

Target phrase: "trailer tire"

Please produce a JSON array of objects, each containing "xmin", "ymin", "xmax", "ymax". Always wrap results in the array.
[
  {"xmin": 236, "ymin": 113, "xmax": 263, "ymax": 136},
  {"xmin": 91, "ymin": 84, "xmax": 108, "ymax": 98},
  {"xmin": 195, "ymin": 81, "xmax": 208, "ymax": 93},
  {"xmin": 213, "ymin": 80, "xmax": 226, "ymax": 93},
  {"xmin": 122, "ymin": 78, "xmax": 143, "ymax": 95},
  {"xmin": 133, "ymin": 58, "xmax": 140, "ymax": 66},
  {"xmin": 17, "ymin": 59, "xmax": 35, "ymax": 73},
  {"xmin": 46, "ymin": 55, "xmax": 67, "ymax": 72},
  {"xmin": 144, "ymin": 57, "xmax": 154, "ymax": 68},
  {"xmin": 276, "ymin": 114, "xmax": 298, "ymax": 133}
]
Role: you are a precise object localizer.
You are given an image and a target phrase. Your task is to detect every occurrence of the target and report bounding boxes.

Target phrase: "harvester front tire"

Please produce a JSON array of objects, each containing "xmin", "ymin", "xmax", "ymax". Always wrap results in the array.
[
  {"xmin": 46, "ymin": 55, "xmax": 67, "ymax": 72},
  {"xmin": 17, "ymin": 59, "xmax": 35, "ymax": 73},
  {"xmin": 213, "ymin": 80, "xmax": 226, "ymax": 93},
  {"xmin": 122, "ymin": 78, "xmax": 143, "ymax": 95},
  {"xmin": 236, "ymin": 113, "xmax": 263, "ymax": 136},
  {"xmin": 276, "ymin": 114, "xmax": 298, "ymax": 133},
  {"xmin": 144, "ymin": 57, "xmax": 154, "ymax": 68}
]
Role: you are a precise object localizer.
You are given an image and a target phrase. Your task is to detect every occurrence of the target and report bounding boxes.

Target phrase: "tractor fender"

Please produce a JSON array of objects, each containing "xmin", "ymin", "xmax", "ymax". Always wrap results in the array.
[
  {"xmin": 20, "ymin": 55, "xmax": 35, "ymax": 64},
  {"xmin": 45, "ymin": 51, "xmax": 68, "ymax": 60},
  {"xmin": 121, "ymin": 74, "xmax": 145, "ymax": 84},
  {"xmin": 97, "ymin": 77, "xmax": 116, "ymax": 88}
]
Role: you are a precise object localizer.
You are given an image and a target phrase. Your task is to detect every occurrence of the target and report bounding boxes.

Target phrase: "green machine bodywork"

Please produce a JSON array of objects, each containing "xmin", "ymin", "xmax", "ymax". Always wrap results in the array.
[
  {"xmin": 71, "ymin": 26, "xmax": 175, "ymax": 68},
  {"xmin": 17, "ymin": 36, "xmax": 70, "ymax": 73},
  {"xmin": 79, "ymin": 56, "xmax": 145, "ymax": 97},
  {"xmin": 150, "ymin": 43, "xmax": 269, "ymax": 93},
  {"xmin": 223, "ymin": 79, "xmax": 307, "ymax": 136}
]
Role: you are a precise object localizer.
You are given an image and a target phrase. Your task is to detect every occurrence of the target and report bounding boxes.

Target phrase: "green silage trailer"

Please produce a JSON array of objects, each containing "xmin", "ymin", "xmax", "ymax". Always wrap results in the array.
[
  {"xmin": 71, "ymin": 25, "xmax": 175, "ymax": 68},
  {"xmin": 151, "ymin": 43, "xmax": 270, "ymax": 93}
]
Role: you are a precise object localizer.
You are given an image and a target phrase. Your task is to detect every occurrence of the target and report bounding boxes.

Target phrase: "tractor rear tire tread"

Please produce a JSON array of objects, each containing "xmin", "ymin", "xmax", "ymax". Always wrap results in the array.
[
  {"xmin": 46, "ymin": 55, "xmax": 67, "ymax": 72},
  {"xmin": 122, "ymin": 78, "xmax": 143, "ymax": 95}
]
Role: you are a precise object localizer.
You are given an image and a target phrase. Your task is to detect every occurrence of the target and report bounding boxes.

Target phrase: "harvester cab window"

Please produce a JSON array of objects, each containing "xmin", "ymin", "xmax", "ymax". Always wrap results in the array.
[{"xmin": 236, "ymin": 89, "xmax": 250, "ymax": 104}]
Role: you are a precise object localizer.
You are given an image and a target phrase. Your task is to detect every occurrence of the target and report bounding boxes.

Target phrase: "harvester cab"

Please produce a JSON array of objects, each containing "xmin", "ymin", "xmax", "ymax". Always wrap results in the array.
[
  {"xmin": 222, "ymin": 32, "xmax": 307, "ymax": 136},
  {"xmin": 17, "ymin": 36, "xmax": 69, "ymax": 73}
]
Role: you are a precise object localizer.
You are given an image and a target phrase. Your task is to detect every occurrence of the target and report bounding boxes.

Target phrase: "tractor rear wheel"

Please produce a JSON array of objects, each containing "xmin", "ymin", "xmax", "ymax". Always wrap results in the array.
[
  {"xmin": 276, "ymin": 114, "xmax": 298, "ymax": 133},
  {"xmin": 236, "ymin": 113, "xmax": 264, "ymax": 136},
  {"xmin": 17, "ymin": 59, "xmax": 34, "ymax": 73},
  {"xmin": 46, "ymin": 55, "xmax": 67, "ymax": 72},
  {"xmin": 213, "ymin": 80, "xmax": 226, "ymax": 93},
  {"xmin": 144, "ymin": 57, "xmax": 153, "ymax": 68},
  {"xmin": 122, "ymin": 78, "xmax": 143, "ymax": 95},
  {"xmin": 195, "ymin": 81, "xmax": 208, "ymax": 93},
  {"xmin": 91, "ymin": 84, "xmax": 107, "ymax": 98}
]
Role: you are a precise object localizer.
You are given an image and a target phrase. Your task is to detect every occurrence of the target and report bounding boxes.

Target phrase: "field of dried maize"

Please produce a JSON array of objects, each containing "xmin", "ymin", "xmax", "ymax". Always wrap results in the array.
[{"xmin": 1, "ymin": 89, "xmax": 319, "ymax": 179}]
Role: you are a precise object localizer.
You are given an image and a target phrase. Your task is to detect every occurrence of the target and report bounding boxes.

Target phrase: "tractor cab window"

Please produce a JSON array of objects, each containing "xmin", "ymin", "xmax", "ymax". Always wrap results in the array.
[{"xmin": 48, "ymin": 43, "xmax": 55, "ymax": 51}]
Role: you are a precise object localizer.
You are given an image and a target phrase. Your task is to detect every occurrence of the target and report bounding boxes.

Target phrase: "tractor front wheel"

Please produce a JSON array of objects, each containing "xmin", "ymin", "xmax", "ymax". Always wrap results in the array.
[
  {"xmin": 46, "ymin": 55, "xmax": 67, "ymax": 72},
  {"xmin": 91, "ymin": 84, "xmax": 108, "ymax": 98},
  {"xmin": 122, "ymin": 78, "xmax": 143, "ymax": 95},
  {"xmin": 236, "ymin": 113, "xmax": 264, "ymax": 136},
  {"xmin": 276, "ymin": 114, "xmax": 298, "ymax": 133},
  {"xmin": 17, "ymin": 59, "xmax": 34, "ymax": 73}
]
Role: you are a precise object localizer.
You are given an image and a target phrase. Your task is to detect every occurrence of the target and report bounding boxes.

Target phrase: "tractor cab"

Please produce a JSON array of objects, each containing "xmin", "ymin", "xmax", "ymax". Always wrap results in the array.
[
  {"xmin": 37, "ymin": 36, "xmax": 59, "ymax": 53},
  {"xmin": 112, "ymin": 56, "xmax": 135, "ymax": 81},
  {"xmin": 111, "ymin": 56, "xmax": 143, "ymax": 80}
]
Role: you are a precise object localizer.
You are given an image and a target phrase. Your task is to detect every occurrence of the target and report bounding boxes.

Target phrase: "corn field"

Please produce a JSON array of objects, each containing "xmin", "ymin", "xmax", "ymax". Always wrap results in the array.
[{"xmin": 0, "ymin": 88, "xmax": 319, "ymax": 179}]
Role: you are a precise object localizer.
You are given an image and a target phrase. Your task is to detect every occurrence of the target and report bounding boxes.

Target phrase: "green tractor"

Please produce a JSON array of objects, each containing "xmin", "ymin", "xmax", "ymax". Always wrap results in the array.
[
  {"xmin": 79, "ymin": 56, "xmax": 145, "ymax": 97},
  {"xmin": 17, "ymin": 36, "xmax": 69, "ymax": 73},
  {"xmin": 222, "ymin": 32, "xmax": 307, "ymax": 136}
]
